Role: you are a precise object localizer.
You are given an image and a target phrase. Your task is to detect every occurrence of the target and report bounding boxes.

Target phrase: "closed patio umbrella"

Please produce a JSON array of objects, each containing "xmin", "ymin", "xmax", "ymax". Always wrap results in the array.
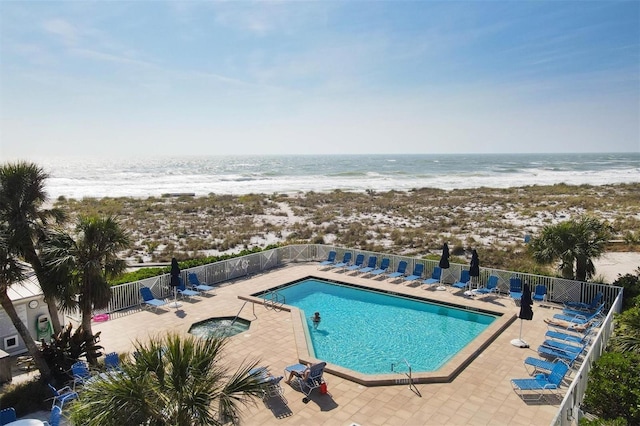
[
  {"xmin": 469, "ymin": 249, "xmax": 480, "ymax": 291},
  {"xmin": 169, "ymin": 257, "xmax": 182, "ymax": 308},
  {"xmin": 511, "ymin": 283, "xmax": 533, "ymax": 348},
  {"xmin": 438, "ymin": 243, "xmax": 450, "ymax": 287}
]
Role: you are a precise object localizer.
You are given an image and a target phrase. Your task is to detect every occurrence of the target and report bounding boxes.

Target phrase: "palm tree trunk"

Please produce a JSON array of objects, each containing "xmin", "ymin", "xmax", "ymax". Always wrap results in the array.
[
  {"xmin": 575, "ymin": 256, "xmax": 588, "ymax": 282},
  {"xmin": 0, "ymin": 291, "xmax": 51, "ymax": 380}
]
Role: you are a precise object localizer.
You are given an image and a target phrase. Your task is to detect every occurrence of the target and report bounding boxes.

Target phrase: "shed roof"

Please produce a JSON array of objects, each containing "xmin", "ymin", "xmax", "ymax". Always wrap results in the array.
[{"xmin": 7, "ymin": 273, "xmax": 43, "ymax": 301}]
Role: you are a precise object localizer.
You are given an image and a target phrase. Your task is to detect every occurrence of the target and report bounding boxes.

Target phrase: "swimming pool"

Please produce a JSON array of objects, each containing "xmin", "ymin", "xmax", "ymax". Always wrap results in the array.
[{"xmin": 256, "ymin": 278, "xmax": 497, "ymax": 375}]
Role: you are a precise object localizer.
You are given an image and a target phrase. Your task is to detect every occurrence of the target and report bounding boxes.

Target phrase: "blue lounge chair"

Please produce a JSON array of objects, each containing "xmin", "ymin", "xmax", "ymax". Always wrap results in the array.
[
  {"xmin": 542, "ymin": 339, "xmax": 586, "ymax": 355},
  {"xmin": 104, "ymin": 352, "xmax": 121, "ymax": 371},
  {"xmin": 332, "ymin": 252, "xmax": 352, "ymax": 269},
  {"xmin": 533, "ymin": 285, "xmax": 547, "ymax": 302},
  {"xmin": 47, "ymin": 383, "xmax": 79, "ymax": 408},
  {"xmin": 284, "ymin": 362, "xmax": 327, "ymax": 399},
  {"xmin": 553, "ymin": 304, "xmax": 604, "ymax": 325},
  {"xmin": 509, "ymin": 277, "xmax": 522, "ymax": 300},
  {"xmin": 0, "ymin": 408, "xmax": 16, "ymax": 424},
  {"xmin": 511, "ymin": 360, "xmax": 569, "ymax": 400},
  {"xmin": 564, "ymin": 292, "xmax": 603, "ymax": 311},
  {"xmin": 188, "ymin": 272, "xmax": 215, "ymax": 292},
  {"xmin": 423, "ymin": 266, "xmax": 442, "ymax": 286},
  {"xmin": 46, "ymin": 405, "xmax": 63, "ymax": 426},
  {"xmin": 345, "ymin": 254, "xmax": 365, "ymax": 272},
  {"xmin": 538, "ymin": 344, "xmax": 582, "ymax": 365},
  {"xmin": 358, "ymin": 256, "xmax": 378, "ymax": 275},
  {"xmin": 318, "ymin": 250, "xmax": 337, "ymax": 267},
  {"xmin": 452, "ymin": 270, "xmax": 471, "ymax": 290},
  {"xmin": 404, "ymin": 263, "xmax": 424, "ymax": 285},
  {"xmin": 387, "ymin": 261, "xmax": 408, "ymax": 282},
  {"xmin": 177, "ymin": 277, "xmax": 200, "ymax": 300},
  {"xmin": 140, "ymin": 287, "xmax": 167, "ymax": 312},
  {"xmin": 71, "ymin": 360, "xmax": 93, "ymax": 390},
  {"xmin": 370, "ymin": 258, "xmax": 390, "ymax": 277},
  {"xmin": 523, "ymin": 357, "xmax": 568, "ymax": 375},
  {"xmin": 545, "ymin": 329, "xmax": 591, "ymax": 345},
  {"xmin": 474, "ymin": 275, "xmax": 499, "ymax": 296}
]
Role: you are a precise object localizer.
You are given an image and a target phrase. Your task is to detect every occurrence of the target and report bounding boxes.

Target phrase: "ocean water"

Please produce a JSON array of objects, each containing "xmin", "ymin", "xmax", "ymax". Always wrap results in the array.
[{"xmin": 34, "ymin": 152, "xmax": 640, "ymax": 199}]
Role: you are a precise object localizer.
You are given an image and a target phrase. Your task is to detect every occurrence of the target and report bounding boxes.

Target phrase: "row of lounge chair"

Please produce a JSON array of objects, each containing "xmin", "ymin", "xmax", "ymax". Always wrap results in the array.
[
  {"xmin": 139, "ymin": 273, "xmax": 217, "ymax": 312},
  {"xmin": 511, "ymin": 293, "xmax": 605, "ymax": 401},
  {"xmin": 318, "ymin": 252, "xmax": 549, "ymax": 301}
]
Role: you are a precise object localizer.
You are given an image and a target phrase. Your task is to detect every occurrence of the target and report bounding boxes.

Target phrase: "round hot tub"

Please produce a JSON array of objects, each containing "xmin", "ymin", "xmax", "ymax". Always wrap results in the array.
[{"xmin": 188, "ymin": 316, "xmax": 251, "ymax": 338}]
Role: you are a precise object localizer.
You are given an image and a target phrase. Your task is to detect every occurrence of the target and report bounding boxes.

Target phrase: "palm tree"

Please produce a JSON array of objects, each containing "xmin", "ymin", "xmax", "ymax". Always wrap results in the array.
[
  {"xmin": 530, "ymin": 215, "xmax": 612, "ymax": 281},
  {"xmin": 0, "ymin": 162, "xmax": 67, "ymax": 332},
  {"xmin": 44, "ymin": 215, "xmax": 130, "ymax": 363},
  {"xmin": 68, "ymin": 333, "xmax": 266, "ymax": 426},
  {"xmin": 0, "ymin": 223, "xmax": 51, "ymax": 379}
]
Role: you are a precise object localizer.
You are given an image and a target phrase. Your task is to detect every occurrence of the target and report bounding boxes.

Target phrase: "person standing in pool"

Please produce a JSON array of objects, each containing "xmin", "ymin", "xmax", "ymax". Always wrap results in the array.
[{"xmin": 311, "ymin": 312, "xmax": 321, "ymax": 329}]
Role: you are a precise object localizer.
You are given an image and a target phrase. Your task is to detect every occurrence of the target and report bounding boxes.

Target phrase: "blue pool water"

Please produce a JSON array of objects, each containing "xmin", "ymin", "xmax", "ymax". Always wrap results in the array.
[{"xmin": 261, "ymin": 278, "xmax": 496, "ymax": 374}]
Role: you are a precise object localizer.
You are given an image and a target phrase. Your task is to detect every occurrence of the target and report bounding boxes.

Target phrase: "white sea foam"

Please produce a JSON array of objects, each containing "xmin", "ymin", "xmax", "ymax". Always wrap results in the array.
[{"xmin": 35, "ymin": 153, "xmax": 640, "ymax": 199}]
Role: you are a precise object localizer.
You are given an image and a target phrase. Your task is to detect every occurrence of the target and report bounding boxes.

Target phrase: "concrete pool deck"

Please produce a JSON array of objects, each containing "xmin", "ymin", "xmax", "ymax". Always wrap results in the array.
[{"xmin": 91, "ymin": 263, "xmax": 574, "ymax": 425}]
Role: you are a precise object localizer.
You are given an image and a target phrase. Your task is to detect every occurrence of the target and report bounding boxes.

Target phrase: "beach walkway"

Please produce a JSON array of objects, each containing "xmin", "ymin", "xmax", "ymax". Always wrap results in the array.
[{"xmin": 84, "ymin": 264, "xmax": 571, "ymax": 425}]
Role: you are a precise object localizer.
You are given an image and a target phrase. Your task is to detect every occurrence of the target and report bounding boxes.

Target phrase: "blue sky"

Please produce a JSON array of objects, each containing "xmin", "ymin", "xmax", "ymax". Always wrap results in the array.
[{"xmin": 1, "ymin": 1, "xmax": 638, "ymax": 158}]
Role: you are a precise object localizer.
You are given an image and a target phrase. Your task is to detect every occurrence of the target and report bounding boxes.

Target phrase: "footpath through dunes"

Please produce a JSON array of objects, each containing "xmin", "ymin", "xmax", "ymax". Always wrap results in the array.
[{"xmin": 55, "ymin": 183, "xmax": 640, "ymax": 277}]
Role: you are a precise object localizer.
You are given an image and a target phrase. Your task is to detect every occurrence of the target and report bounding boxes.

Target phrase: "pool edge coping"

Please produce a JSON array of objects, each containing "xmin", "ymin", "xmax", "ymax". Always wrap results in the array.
[{"xmin": 239, "ymin": 276, "xmax": 517, "ymax": 386}]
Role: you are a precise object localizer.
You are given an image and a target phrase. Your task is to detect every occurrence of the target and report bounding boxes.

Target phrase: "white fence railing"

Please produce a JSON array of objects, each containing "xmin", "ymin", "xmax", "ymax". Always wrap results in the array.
[
  {"xmin": 94, "ymin": 243, "xmax": 622, "ymax": 425},
  {"xmin": 551, "ymin": 290, "xmax": 623, "ymax": 426}
]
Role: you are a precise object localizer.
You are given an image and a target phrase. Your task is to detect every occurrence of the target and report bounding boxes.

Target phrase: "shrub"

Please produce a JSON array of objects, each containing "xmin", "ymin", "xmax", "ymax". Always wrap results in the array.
[
  {"xmin": 0, "ymin": 379, "xmax": 50, "ymax": 416},
  {"xmin": 581, "ymin": 351, "xmax": 640, "ymax": 425}
]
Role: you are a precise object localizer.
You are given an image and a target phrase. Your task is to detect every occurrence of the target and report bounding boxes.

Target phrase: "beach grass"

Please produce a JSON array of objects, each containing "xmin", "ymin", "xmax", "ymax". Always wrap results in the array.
[{"xmin": 54, "ymin": 183, "xmax": 640, "ymax": 273}]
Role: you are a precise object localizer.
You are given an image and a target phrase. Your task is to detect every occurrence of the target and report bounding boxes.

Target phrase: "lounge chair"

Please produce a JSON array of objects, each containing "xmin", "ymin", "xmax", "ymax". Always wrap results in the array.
[
  {"xmin": 358, "ymin": 256, "xmax": 378, "ymax": 275},
  {"xmin": 331, "ymin": 252, "xmax": 352, "ymax": 269},
  {"xmin": 404, "ymin": 263, "xmax": 424, "ymax": 286},
  {"xmin": 345, "ymin": 254, "xmax": 365, "ymax": 272},
  {"xmin": 43, "ymin": 405, "xmax": 63, "ymax": 426},
  {"xmin": 553, "ymin": 304, "xmax": 604, "ymax": 325},
  {"xmin": 533, "ymin": 285, "xmax": 547, "ymax": 302},
  {"xmin": 544, "ymin": 317, "xmax": 599, "ymax": 333},
  {"xmin": 511, "ymin": 360, "xmax": 569, "ymax": 400},
  {"xmin": 545, "ymin": 329, "xmax": 591, "ymax": 345},
  {"xmin": 284, "ymin": 362, "xmax": 327, "ymax": 399},
  {"xmin": 104, "ymin": 352, "xmax": 121, "ymax": 371},
  {"xmin": 387, "ymin": 260, "xmax": 408, "ymax": 282},
  {"xmin": 538, "ymin": 344, "xmax": 582, "ymax": 365},
  {"xmin": 177, "ymin": 277, "xmax": 200, "ymax": 300},
  {"xmin": 47, "ymin": 383, "xmax": 79, "ymax": 408},
  {"xmin": 452, "ymin": 270, "xmax": 471, "ymax": 290},
  {"xmin": 71, "ymin": 360, "xmax": 93, "ymax": 390},
  {"xmin": 188, "ymin": 272, "xmax": 215, "ymax": 292},
  {"xmin": 423, "ymin": 266, "xmax": 442, "ymax": 286},
  {"xmin": 542, "ymin": 339, "xmax": 587, "ymax": 355},
  {"xmin": 249, "ymin": 367, "xmax": 285, "ymax": 400},
  {"xmin": 474, "ymin": 275, "xmax": 499, "ymax": 296},
  {"xmin": 0, "ymin": 407, "xmax": 16, "ymax": 424},
  {"xmin": 564, "ymin": 292, "xmax": 603, "ymax": 311},
  {"xmin": 318, "ymin": 250, "xmax": 337, "ymax": 268},
  {"xmin": 509, "ymin": 277, "xmax": 522, "ymax": 300},
  {"xmin": 140, "ymin": 287, "xmax": 167, "ymax": 312},
  {"xmin": 370, "ymin": 258, "xmax": 390, "ymax": 277},
  {"xmin": 523, "ymin": 357, "xmax": 568, "ymax": 375}
]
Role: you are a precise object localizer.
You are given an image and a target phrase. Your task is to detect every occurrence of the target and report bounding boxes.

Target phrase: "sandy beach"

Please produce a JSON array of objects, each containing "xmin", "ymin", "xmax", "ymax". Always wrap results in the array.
[{"xmin": 56, "ymin": 183, "xmax": 640, "ymax": 283}]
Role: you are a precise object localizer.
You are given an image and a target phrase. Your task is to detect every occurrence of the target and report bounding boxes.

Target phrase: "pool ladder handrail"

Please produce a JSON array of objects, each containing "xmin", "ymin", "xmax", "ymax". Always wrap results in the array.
[
  {"xmin": 229, "ymin": 301, "xmax": 257, "ymax": 327},
  {"xmin": 265, "ymin": 290, "xmax": 285, "ymax": 311},
  {"xmin": 391, "ymin": 358, "xmax": 421, "ymax": 397}
]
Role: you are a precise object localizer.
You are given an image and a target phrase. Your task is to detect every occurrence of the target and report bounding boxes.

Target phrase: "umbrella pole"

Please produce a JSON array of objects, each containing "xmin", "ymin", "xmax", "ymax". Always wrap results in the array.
[
  {"xmin": 169, "ymin": 287, "xmax": 182, "ymax": 309},
  {"xmin": 510, "ymin": 320, "xmax": 529, "ymax": 348}
]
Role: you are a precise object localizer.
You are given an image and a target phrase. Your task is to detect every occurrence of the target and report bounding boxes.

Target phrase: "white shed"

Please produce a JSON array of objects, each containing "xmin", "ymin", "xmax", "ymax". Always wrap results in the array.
[{"xmin": 1, "ymin": 273, "xmax": 61, "ymax": 355}]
